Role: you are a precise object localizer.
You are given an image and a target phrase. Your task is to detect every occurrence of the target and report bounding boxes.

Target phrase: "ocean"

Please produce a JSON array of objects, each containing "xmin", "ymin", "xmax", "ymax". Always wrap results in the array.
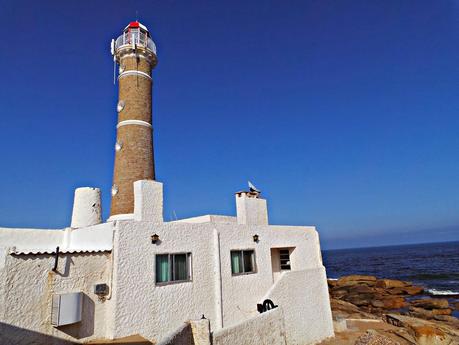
[{"xmin": 322, "ymin": 241, "xmax": 459, "ymax": 296}]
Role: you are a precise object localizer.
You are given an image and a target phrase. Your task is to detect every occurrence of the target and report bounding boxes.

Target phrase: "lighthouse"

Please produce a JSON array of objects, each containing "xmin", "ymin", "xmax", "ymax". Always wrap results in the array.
[{"xmin": 110, "ymin": 21, "xmax": 158, "ymax": 218}]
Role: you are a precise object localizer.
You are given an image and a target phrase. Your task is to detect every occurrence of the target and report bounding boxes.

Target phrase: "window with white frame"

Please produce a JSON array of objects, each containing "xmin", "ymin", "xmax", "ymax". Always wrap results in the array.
[
  {"xmin": 155, "ymin": 253, "xmax": 192, "ymax": 284},
  {"xmin": 231, "ymin": 250, "xmax": 256, "ymax": 275}
]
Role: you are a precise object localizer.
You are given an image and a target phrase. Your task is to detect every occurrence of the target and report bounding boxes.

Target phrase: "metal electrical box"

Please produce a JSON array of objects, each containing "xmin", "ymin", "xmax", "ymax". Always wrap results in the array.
[{"xmin": 51, "ymin": 292, "xmax": 83, "ymax": 327}]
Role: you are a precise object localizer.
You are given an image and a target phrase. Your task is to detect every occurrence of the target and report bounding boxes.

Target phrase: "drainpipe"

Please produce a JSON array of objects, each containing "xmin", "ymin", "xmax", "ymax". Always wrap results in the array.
[{"xmin": 213, "ymin": 228, "xmax": 223, "ymax": 329}]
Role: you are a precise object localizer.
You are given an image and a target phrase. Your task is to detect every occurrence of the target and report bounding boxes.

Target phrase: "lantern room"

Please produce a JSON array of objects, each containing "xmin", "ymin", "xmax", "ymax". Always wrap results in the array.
[{"xmin": 112, "ymin": 21, "xmax": 157, "ymax": 59}]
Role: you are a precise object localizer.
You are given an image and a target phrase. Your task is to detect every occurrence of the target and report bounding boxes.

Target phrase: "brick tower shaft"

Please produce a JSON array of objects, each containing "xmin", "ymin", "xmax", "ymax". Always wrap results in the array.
[{"xmin": 110, "ymin": 22, "xmax": 158, "ymax": 217}]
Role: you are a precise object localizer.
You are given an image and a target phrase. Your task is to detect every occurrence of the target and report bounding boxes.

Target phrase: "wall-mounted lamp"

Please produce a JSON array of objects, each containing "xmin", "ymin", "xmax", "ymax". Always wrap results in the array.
[
  {"xmin": 253, "ymin": 234, "xmax": 259, "ymax": 243},
  {"xmin": 151, "ymin": 234, "xmax": 160, "ymax": 244}
]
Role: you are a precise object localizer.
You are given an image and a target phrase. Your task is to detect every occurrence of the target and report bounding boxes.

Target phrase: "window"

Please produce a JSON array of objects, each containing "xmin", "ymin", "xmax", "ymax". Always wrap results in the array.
[
  {"xmin": 155, "ymin": 253, "xmax": 192, "ymax": 284},
  {"xmin": 280, "ymin": 249, "xmax": 291, "ymax": 270},
  {"xmin": 231, "ymin": 250, "xmax": 256, "ymax": 275}
]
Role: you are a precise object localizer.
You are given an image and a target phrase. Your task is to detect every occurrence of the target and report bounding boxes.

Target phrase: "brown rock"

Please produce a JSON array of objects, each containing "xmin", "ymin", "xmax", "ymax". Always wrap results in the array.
[
  {"xmin": 330, "ymin": 297, "xmax": 378, "ymax": 319},
  {"xmin": 401, "ymin": 286, "xmax": 423, "ymax": 295},
  {"xmin": 384, "ymin": 314, "xmax": 455, "ymax": 345},
  {"xmin": 345, "ymin": 294, "xmax": 372, "ymax": 306},
  {"xmin": 454, "ymin": 302, "xmax": 459, "ymax": 311},
  {"xmin": 409, "ymin": 306, "xmax": 452, "ymax": 320},
  {"xmin": 375, "ymin": 279, "xmax": 409, "ymax": 289},
  {"xmin": 433, "ymin": 315, "xmax": 459, "ymax": 323},
  {"xmin": 412, "ymin": 325, "xmax": 449, "ymax": 345},
  {"xmin": 368, "ymin": 296, "xmax": 406, "ymax": 310},
  {"xmin": 411, "ymin": 298, "xmax": 450, "ymax": 310},
  {"xmin": 327, "ymin": 279, "xmax": 338, "ymax": 288},
  {"xmin": 386, "ymin": 288, "xmax": 405, "ymax": 295},
  {"xmin": 386, "ymin": 286, "xmax": 423, "ymax": 296},
  {"xmin": 381, "ymin": 296, "xmax": 406, "ymax": 309},
  {"xmin": 330, "ymin": 288, "xmax": 348, "ymax": 299},
  {"xmin": 371, "ymin": 300, "xmax": 385, "ymax": 308},
  {"xmin": 375, "ymin": 287, "xmax": 389, "ymax": 295},
  {"xmin": 353, "ymin": 285, "xmax": 376, "ymax": 294},
  {"xmin": 336, "ymin": 275, "xmax": 377, "ymax": 287}
]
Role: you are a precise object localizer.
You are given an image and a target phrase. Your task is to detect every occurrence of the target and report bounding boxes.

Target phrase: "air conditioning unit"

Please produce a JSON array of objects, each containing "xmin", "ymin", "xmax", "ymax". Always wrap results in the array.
[{"xmin": 51, "ymin": 292, "xmax": 83, "ymax": 327}]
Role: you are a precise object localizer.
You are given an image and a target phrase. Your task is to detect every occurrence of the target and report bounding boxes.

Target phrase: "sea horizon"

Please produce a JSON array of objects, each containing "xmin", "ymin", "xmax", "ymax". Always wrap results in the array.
[
  {"xmin": 323, "ymin": 240, "xmax": 459, "ymax": 298},
  {"xmin": 322, "ymin": 239, "xmax": 459, "ymax": 252}
]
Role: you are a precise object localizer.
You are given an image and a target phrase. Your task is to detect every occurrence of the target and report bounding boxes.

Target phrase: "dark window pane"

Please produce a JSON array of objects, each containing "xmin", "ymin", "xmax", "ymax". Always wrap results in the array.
[
  {"xmin": 173, "ymin": 254, "xmax": 188, "ymax": 281},
  {"xmin": 243, "ymin": 250, "xmax": 254, "ymax": 272},
  {"xmin": 243, "ymin": 251, "xmax": 254, "ymax": 273},
  {"xmin": 156, "ymin": 254, "xmax": 169, "ymax": 282}
]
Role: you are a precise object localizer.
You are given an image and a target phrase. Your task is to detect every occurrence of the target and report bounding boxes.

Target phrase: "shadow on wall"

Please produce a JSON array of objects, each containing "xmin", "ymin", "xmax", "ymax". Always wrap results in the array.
[
  {"xmin": 0, "ymin": 322, "xmax": 76, "ymax": 344},
  {"xmin": 58, "ymin": 293, "xmax": 95, "ymax": 339},
  {"xmin": 0, "ymin": 293, "xmax": 96, "ymax": 343}
]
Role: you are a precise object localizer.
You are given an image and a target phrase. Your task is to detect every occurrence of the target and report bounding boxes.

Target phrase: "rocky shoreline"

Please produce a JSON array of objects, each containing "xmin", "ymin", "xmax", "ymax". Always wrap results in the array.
[{"xmin": 322, "ymin": 275, "xmax": 459, "ymax": 345}]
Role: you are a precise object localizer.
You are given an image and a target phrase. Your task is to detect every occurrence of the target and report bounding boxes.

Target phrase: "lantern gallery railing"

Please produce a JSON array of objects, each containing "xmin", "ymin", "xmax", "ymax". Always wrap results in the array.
[{"xmin": 114, "ymin": 31, "xmax": 156, "ymax": 54}]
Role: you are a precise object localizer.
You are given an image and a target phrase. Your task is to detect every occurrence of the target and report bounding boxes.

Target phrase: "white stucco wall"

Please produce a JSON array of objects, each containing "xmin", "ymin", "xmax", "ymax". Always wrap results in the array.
[
  {"xmin": 0, "ymin": 222, "xmax": 114, "ymax": 255},
  {"xmin": 71, "ymin": 187, "xmax": 102, "ymax": 228},
  {"xmin": 264, "ymin": 269, "xmax": 334, "ymax": 345},
  {"xmin": 0, "ymin": 228, "xmax": 63, "ymax": 254},
  {"xmin": 108, "ymin": 217, "xmax": 330, "ymax": 344},
  {"xmin": 0, "ymin": 223, "xmax": 115, "ymax": 344},
  {"xmin": 0, "ymin": 180, "xmax": 332, "ymax": 345},
  {"xmin": 0, "ymin": 252, "xmax": 112, "ymax": 344},
  {"xmin": 173, "ymin": 215, "xmax": 236, "ymax": 224},
  {"xmin": 235, "ymin": 193, "xmax": 268, "ymax": 225},
  {"xmin": 212, "ymin": 307, "xmax": 286, "ymax": 345},
  {"xmin": 109, "ymin": 220, "xmax": 218, "ymax": 342},
  {"xmin": 217, "ymin": 224, "xmax": 322, "ymax": 327}
]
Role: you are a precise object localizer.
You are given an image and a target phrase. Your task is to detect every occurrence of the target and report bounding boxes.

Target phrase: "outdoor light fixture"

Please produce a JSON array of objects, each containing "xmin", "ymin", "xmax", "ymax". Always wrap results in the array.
[
  {"xmin": 253, "ymin": 234, "xmax": 259, "ymax": 243},
  {"xmin": 151, "ymin": 234, "xmax": 160, "ymax": 244}
]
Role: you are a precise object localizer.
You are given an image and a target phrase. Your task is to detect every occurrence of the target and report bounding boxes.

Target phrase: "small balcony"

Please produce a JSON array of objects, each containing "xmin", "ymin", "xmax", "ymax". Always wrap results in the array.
[{"xmin": 114, "ymin": 31, "xmax": 157, "ymax": 55}]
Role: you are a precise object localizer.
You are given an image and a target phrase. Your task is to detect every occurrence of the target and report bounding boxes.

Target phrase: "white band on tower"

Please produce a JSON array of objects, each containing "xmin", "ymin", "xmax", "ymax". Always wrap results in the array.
[
  {"xmin": 117, "ymin": 120, "xmax": 152, "ymax": 129},
  {"xmin": 118, "ymin": 70, "xmax": 152, "ymax": 80}
]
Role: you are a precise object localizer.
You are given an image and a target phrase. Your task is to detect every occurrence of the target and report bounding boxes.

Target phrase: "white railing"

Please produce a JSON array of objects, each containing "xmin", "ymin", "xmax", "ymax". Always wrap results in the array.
[{"xmin": 115, "ymin": 31, "xmax": 157, "ymax": 55}]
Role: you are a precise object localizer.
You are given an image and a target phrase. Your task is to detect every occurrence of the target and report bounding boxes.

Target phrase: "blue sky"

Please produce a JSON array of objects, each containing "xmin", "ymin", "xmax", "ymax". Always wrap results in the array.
[{"xmin": 0, "ymin": 1, "xmax": 458, "ymax": 249}]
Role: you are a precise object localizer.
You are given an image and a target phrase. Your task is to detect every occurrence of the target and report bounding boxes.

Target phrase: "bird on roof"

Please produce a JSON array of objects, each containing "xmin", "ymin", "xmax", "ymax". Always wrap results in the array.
[{"xmin": 248, "ymin": 181, "xmax": 261, "ymax": 194}]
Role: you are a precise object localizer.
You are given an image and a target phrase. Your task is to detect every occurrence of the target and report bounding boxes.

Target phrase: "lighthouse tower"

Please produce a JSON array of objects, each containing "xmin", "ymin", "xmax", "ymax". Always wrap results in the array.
[{"xmin": 110, "ymin": 21, "xmax": 158, "ymax": 218}]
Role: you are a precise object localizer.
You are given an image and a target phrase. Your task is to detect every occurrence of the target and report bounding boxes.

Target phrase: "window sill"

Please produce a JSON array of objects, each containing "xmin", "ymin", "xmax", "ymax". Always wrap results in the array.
[
  {"xmin": 155, "ymin": 279, "xmax": 192, "ymax": 287},
  {"xmin": 231, "ymin": 271, "xmax": 257, "ymax": 277}
]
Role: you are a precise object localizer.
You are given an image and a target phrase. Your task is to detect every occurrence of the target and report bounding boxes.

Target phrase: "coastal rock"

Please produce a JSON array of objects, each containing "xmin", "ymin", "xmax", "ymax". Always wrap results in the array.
[
  {"xmin": 331, "ymin": 288, "xmax": 349, "ymax": 299},
  {"xmin": 375, "ymin": 279, "xmax": 408, "ymax": 289},
  {"xmin": 433, "ymin": 315, "xmax": 459, "ymax": 323},
  {"xmin": 336, "ymin": 275, "xmax": 377, "ymax": 287},
  {"xmin": 354, "ymin": 330, "xmax": 400, "ymax": 345},
  {"xmin": 384, "ymin": 314, "xmax": 455, "ymax": 345},
  {"xmin": 381, "ymin": 296, "xmax": 406, "ymax": 310},
  {"xmin": 409, "ymin": 307, "xmax": 452, "ymax": 320},
  {"xmin": 353, "ymin": 285, "xmax": 376, "ymax": 294},
  {"xmin": 411, "ymin": 299, "xmax": 450, "ymax": 310},
  {"xmin": 344, "ymin": 294, "xmax": 374, "ymax": 306},
  {"xmin": 330, "ymin": 298, "xmax": 378, "ymax": 319},
  {"xmin": 328, "ymin": 279, "xmax": 338, "ymax": 288},
  {"xmin": 386, "ymin": 288, "xmax": 406, "ymax": 295},
  {"xmin": 401, "ymin": 286, "xmax": 424, "ymax": 295},
  {"xmin": 454, "ymin": 302, "xmax": 459, "ymax": 311},
  {"xmin": 386, "ymin": 286, "xmax": 423, "ymax": 296}
]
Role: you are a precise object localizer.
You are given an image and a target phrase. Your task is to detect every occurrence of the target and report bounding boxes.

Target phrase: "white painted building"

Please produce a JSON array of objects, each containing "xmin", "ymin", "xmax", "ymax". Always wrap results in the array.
[{"xmin": 0, "ymin": 21, "xmax": 334, "ymax": 345}]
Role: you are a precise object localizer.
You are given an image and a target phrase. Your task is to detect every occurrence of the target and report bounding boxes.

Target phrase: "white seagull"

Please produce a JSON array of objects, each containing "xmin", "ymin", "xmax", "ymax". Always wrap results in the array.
[{"xmin": 248, "ymin": 181, "xmax": 261, "ymax": 193}]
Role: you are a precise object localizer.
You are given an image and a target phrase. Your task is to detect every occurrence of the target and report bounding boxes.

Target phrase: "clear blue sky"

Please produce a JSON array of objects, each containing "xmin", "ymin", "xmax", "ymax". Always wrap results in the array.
[{"xmin": 0, "ymin": 1, "xmax": 458, "ymax": 249}]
